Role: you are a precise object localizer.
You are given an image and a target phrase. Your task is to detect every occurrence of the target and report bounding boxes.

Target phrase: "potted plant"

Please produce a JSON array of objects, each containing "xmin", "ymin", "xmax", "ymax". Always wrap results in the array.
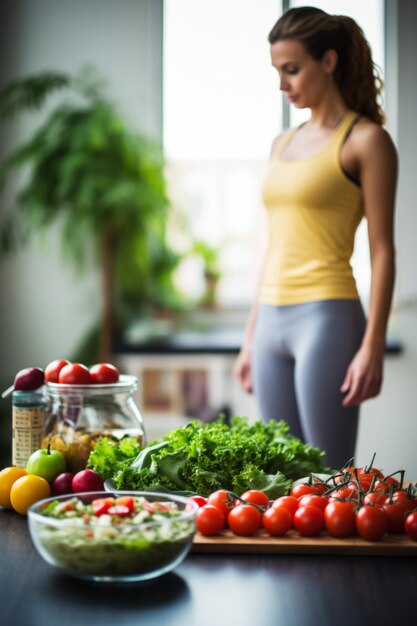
[
  {"xmin": 0, "ymin": 68, "xmax": 185, "ymax": 361},
  {"xmin": 190, "ymin": 240, "xmax": 223, "ymax": 308}
]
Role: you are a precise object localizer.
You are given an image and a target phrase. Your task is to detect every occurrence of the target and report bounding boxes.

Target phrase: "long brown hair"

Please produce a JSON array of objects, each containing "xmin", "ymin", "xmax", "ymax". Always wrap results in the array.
[{"xmin": 268, "ymin": 6, "xmax": 385, "ymax": 125}]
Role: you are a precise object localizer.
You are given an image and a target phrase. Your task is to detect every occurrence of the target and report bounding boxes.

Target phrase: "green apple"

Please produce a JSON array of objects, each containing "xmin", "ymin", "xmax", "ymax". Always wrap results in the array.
[{"xmin": 26, "ymin": 445, "xmax": 66, "ymax": 483}]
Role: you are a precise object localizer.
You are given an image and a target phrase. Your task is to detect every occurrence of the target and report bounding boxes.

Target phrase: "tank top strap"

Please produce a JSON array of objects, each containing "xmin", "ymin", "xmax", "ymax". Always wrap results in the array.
[{"xmin": 330, "ymin": 111, "xmax": 360, "ymax": 152}]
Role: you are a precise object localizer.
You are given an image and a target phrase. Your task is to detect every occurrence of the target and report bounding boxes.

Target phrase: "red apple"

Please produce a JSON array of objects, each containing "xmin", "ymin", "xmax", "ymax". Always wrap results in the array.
[
  {"xmin": 72, "ymin": 469, "xmax": 104, "ymax": 493},
  {"xmin": 52, "ymin": 472, "xmax": 75, "ymax": 496}
]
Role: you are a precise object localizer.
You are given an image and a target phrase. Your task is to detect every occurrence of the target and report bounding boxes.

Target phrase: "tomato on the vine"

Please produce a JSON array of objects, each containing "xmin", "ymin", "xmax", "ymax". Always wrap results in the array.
[
  {"xmin": 290, "ymin": 483, "xmax": 320, "ymax": 499},
  {"xmin": 324, "ymin": 501, "xmax": 356, "ymax": 538},
  {"xmin": 329, "ymin": 484, "xmax": 358, "ymax": 501},
  {"xmin": 357, "ymin": 467, "xmax": 384, "ymax": 481},
  {"xmin": 311, "ymin": 481, "xmax": 328, "ymax": 495},
  {"xmin": 240, "ymin": 489, "xmax": 269, "ymax": 509},
  {"xmin": 356, "ymin": 505, "xmax": 388, "ymax": 541},
  {"xmin": 196, "ymin": 505, "xmax": 225, "ymax": 535},
  {"xmin": 298, "ymin": 494, "xmax": 329, "ymax": 513},
  {"xmin": 262, "ymin": 506, "xmax": 292, "ymax": 536},
  {"xmin": 207, "ymin": 489, "xmax": 233, "ymax": 520},
  {"xmin": 293, "ymin": 505, "xmax": 324, "ymax": 536},
  {"xmin": 228, "ymin": 504, "xmax": 262, "ymax": 536},
  {"xmin": 382, "ymin": 499, "xmax": 412, "ymax": 534},
  {"xmin": 189, "ymin": 495, "xmax": 207, "ymax": 508},
  {"xmin": 363, "ymin": 491, "xmax": 387, "ymax": 507},
  {"xmin": 391, "ymin": 491, "xmax": 417, "ymax": 510},
  {"xmin": 405, "ymin": 511, "xmax": 417, "ymax": 541},
  {"xmin": 272, "ymin": 495, "xmax": 299, "ymax": 517}
]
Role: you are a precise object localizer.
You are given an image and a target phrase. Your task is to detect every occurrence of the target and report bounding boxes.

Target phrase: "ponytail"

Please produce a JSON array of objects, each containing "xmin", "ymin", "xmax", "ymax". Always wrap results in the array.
[
  {"xmin": 268, "ymin": 7, "xmax": 385, "ymax": 125},
  {"xmin": 335, "ymin": 16, "xmax": 384, "ymax": 125}
]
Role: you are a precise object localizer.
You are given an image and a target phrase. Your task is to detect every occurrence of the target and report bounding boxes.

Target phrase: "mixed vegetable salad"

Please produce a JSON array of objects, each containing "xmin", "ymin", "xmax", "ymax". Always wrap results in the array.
[{"xmin": 29, "ymin": 494, "xmax": 196, "ymax": 578}]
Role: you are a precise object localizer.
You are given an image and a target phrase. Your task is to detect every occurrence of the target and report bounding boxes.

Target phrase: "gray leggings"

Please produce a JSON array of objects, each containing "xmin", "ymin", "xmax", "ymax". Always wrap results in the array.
[{"xmin": 253, "ymin": 300, "xmax": 366, "ymax": 469}]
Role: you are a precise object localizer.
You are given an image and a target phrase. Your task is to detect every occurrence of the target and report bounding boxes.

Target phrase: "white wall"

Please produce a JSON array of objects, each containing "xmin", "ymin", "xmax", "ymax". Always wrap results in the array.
[
  {"xmin": 353, "ymin": 0, "xmax": 417, "ymax": 477},
  {"xmin": 0, "ymin": 0, "xmax": 163, "ymax": 382},
  {"xmin": 384, "ymin": 0, "xmax": 417, "ymax": 306}
]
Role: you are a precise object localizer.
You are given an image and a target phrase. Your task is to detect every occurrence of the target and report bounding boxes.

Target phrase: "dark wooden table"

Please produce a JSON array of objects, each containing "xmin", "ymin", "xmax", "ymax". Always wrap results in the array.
[{"xmin": 1, "ymin": 509, "xmax": 416, "ymax": 626}]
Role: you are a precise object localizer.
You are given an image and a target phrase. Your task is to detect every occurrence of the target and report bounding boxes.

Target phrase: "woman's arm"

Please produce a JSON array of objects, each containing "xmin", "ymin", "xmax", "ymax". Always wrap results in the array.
[
  {"xmin": 232, "ymin": 300, "xmax": 260, "ymax": 394},
  {"xmin": 341, "ymin": 123, "xmax": 398, "ymax": 406}
]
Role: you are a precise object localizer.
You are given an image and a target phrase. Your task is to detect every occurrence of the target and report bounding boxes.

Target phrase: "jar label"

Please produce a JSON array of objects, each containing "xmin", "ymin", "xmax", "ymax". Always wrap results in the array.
[{"xmin": 12, "ymin": 406, "xmax": 45, "ymax": 468}]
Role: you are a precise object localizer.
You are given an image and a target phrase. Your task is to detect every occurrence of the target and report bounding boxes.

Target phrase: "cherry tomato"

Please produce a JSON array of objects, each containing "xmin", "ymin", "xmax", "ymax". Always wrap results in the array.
[
  {"xmin": 371, "ymin": 480, "xmax": 390, "ymax": 495},
  {"xmin": 240, "ymin": 489, "xmax": 269, "ymax": 509},
  {"xmin": 383, "ymin": 476, "xmax": 401, "ymax": 489},
  {"xmin": 311, "ymin": 481, "xmax": 328, "ymax": 495},
  {"xmin": 59, "ymin": 363, "xmax": 92, "ymax": 384},
  {"xmin": 357, "ymin": 478, "xmax": 373, "ymax": 492},
  {"xmin": 298, "ymin": 494, "xmax": 329, "ymax": 513},
  {"xmin": 357, "ymin": 467, "xmax": 384, "ymax": 481},
  {"xmin": 92, "ymin": 497, "xmax": 116, "ymax": 516},
  {"xmin": 189, "ymin": 495, "xmax": 207, "ymax": 508},
  {"xmin": 330, "ymin": 485, "xmax": 358, "ymax": 501},
  {"xmin": 382, "ymin": 500, "xmax": 410, "ymax": 534},
  {"xmin": 405, "ymin": 511, "xmax": 417, "ymax": 541},
  {"xmin": 390, "ymin": 491, "xmax": 417, "ymax": 511},
  {"xmin": 115, "ymin": 496, "xmax": 136, "ymax": 513},
  {"xmin": 356, "ymin": 505, "xmax": 388, "ymax": 541},
  {"xmin": 207, "ymin": 489, "xmax": 233, "ymax": 520},
  {"xmin": 262, "ymin": 506, "xmax": 292, "ymax": 536},
  {"xmin": 44, "ymin": 359, "xmax": 71, "ymax": 383},
  {"xmin": 90, "ymin": 363, "xmax": 120, "ymax": 384},
  {"xmin": 196, "ymin": 504, "xmax": 225, "ymax": 535},
  {"xmin": 293, "ymin": 505, "xmax": 324, "ymax": 537},
  {"xmin": 324, "ymin": 501, "xmax": 356, "ymax": 538},
  {"xmin": 228, "ymin": 504, "xmax": 262, "ymax": 536},
  {"xmin": 153, "ymin": 502, "xmax": 170, "ymax": 512},
  {"xmin": 332, "ymin": 466, "xmax": 356, "ymax": 485},
  {"xmin": 363, "ymin": 491, "xmax": 387, "ymax": 506},
  {"xmin": 290, "ymin": 483, "xmax": 319, "ymax": 499},
  {"xmin": 272, "ymin": 495, "xmax": 299, "ymax": 517}
]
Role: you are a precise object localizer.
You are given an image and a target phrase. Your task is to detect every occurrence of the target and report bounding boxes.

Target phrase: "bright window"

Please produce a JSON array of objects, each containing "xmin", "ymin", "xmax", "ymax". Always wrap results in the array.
[{"xmin": 163, "ymin": 0, "xmax": 385, "ymax": 307}]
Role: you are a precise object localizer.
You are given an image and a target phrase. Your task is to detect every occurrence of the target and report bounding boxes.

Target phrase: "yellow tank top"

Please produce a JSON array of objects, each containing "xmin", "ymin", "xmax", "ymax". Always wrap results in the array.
[{"xmin": 260, "ymin": 111, "xmax": 363, "ymax": 305}]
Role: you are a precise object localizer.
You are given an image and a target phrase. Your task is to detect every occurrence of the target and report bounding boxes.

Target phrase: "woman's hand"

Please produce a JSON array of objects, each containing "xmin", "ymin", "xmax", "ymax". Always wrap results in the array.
[
  {"xmin": 233, "ymin": 347, "xmax": 253, "ymax": 394},
  {"xmin": 340, "ymin": 343, "xmax": 385, "ymax": 407}
]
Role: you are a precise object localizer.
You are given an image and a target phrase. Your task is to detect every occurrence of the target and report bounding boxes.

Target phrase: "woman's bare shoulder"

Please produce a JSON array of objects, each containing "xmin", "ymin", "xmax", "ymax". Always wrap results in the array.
[{"xmin": 349, "ymin": 117, "xmax": 397, "ymax": 159}]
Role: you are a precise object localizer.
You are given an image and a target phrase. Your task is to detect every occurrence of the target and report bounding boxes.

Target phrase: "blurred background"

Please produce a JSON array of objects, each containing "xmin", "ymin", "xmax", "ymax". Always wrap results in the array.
[{"xmin": 0, "ymin": 0, "xmax": 416, "ymax": 476}]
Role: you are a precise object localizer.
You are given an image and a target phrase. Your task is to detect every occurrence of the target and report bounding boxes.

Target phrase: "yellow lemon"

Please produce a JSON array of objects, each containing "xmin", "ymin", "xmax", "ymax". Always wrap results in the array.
[
  {"xmin": 0, "ymin": 466, "xmax": 28, "ymax": 509},
  {"xmin": 10, "ymin": 474, "xmax": 51, "ymax": 516}
]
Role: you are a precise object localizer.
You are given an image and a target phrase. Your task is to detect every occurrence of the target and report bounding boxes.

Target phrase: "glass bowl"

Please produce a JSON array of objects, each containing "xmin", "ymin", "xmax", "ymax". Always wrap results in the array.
[{"xmin": 28, "ymin": 491, "xmax": 198, "ymax": 583}]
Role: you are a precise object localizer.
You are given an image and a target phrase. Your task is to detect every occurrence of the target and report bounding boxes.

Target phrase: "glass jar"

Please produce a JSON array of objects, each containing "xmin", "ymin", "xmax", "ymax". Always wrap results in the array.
[{"xmin": 42, "ymin": 375, "xmax": 146, "ymax": 473}]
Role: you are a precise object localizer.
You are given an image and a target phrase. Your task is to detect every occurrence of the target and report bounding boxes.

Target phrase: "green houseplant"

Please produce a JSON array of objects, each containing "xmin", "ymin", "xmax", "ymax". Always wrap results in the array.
[
  {"xmin": 190, "ymin": 239, "xmax": 223, "ymax": 308},
  {"xmin": 0, "ymin": 68, "xmax": 184, "ymax": 361}
]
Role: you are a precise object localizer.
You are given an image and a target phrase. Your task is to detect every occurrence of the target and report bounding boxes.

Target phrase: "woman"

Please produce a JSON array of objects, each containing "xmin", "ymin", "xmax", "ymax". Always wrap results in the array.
[{"xmin": 233, "ymin": 6, "xmax": 397, "ymax": 469}]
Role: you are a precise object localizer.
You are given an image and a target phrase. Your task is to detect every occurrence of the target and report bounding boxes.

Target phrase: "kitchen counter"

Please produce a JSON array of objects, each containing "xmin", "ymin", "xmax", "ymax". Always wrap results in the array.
[
  {"xmin": 115, "ymin": 329, "xmax": 403, "ymax": 355},
  {"xmin": 1, "ymin": 509, "xmax": 415, "ymax": 626}
]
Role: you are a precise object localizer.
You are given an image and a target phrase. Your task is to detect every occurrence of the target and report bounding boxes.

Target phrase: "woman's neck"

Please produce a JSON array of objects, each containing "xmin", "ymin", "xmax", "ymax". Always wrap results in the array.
[{"xmin": 307, "ymin": 90, "xmax": 349, "ymax": 129}]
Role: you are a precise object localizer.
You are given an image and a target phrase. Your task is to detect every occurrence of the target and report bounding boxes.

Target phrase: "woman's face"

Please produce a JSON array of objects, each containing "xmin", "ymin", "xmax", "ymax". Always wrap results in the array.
[{"xmin": 270, "ymin": 39, "xmax": 334, "ymax": 109}]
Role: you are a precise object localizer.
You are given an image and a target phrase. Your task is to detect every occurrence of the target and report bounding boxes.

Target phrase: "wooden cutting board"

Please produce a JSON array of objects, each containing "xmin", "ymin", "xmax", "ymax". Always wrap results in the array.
[
  {"xmin": 192, "ymin": 480, "xmax": 417, "ymax": 555},
  {"xmin": 192, "ymin": 528, "xmax": 417, "ymax": 555}
]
